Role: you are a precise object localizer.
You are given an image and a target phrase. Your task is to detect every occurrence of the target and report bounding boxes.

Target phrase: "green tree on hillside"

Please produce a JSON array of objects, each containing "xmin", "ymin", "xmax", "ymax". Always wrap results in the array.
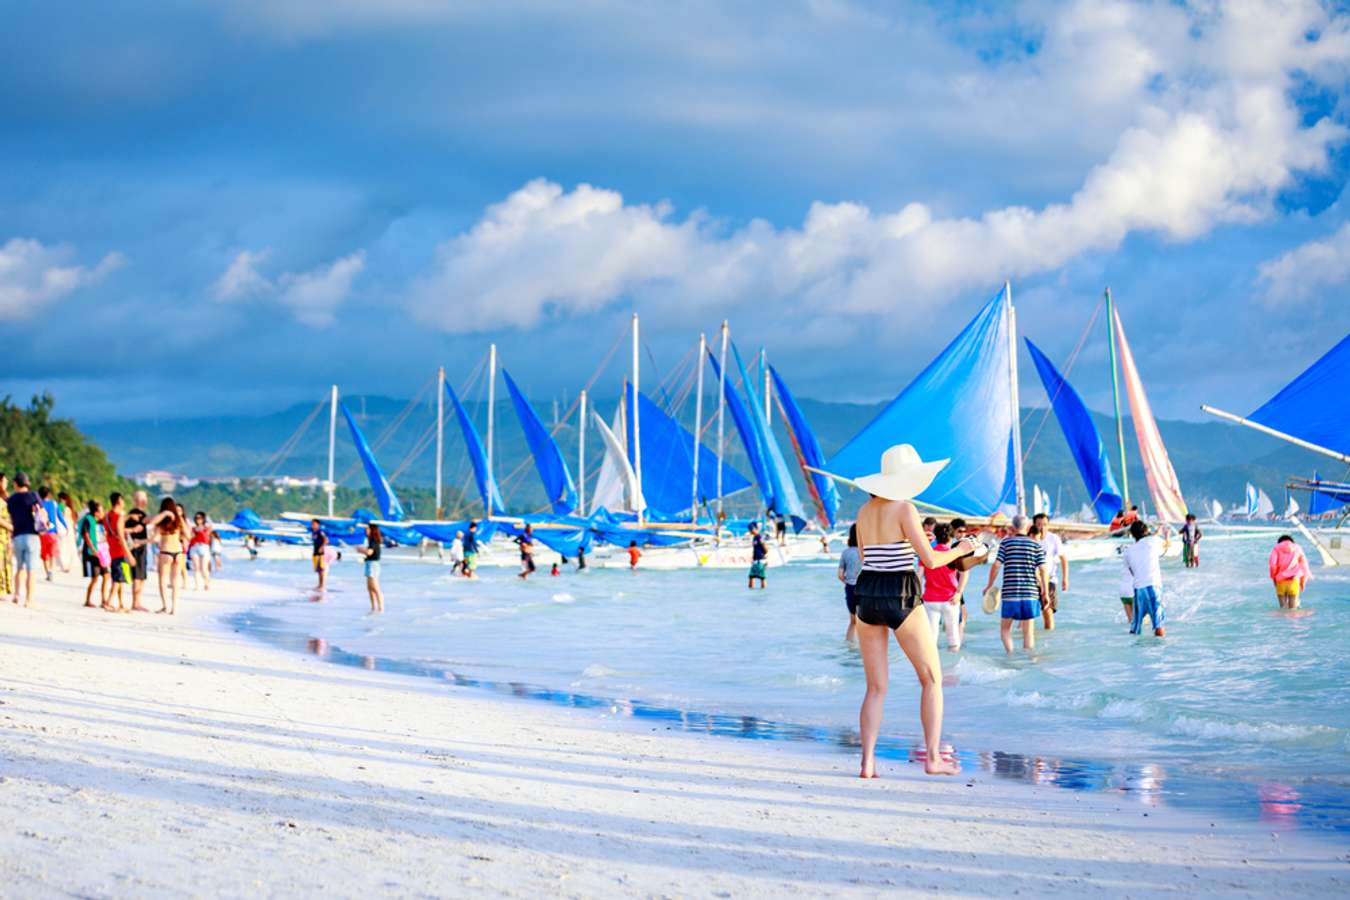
[{"xmin": 0, "ymin": 393, "xmax": 131, "ymax": 501}]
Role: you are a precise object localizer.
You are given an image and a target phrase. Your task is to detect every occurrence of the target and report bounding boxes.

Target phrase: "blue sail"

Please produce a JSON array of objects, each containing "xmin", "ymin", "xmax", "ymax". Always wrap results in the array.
[
  {"xmin": 624, "ymin": 383, "xmax": 751, "ymax": 519},
  {"xmin": 413, "ymin": 519, "xmax": 499, "ymax": 544},
  {"xmin": 769, "ymin": 365, "xmax": 840, "ymax": 528},
  {"xmin": 501, "ymin": 369, "xmax": 577, "ymax": 515},
  {"xmin": 1249, "ymin": 331, "xmax": 1350, "ymax": 457},
  {"xmin": 828, "ymin": 288, "xmax": 1017, "ymax": 516},
  {"xmin": 444, "ymin": 382, "xmax": 505, "ymax": 516},
  {"xmin": 1024, "ymin": 338, "xmax": 1122, "ymax": 524},
  {"xmin": 340, "ymin": 402, "xmax": 406, "ymax": 521},
  {"xmin": 730, "ymin": 343, "xmax": 807, "ymax": 531},
  {"xmin": 707, "ymin": 351, "xmax": 775, "ymax": 511}
]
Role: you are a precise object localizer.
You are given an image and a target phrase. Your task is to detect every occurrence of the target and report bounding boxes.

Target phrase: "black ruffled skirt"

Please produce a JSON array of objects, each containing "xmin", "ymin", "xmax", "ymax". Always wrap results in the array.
[{"xmin": 854, "ymin": 570, "xmax": 922, "ymax": 630}]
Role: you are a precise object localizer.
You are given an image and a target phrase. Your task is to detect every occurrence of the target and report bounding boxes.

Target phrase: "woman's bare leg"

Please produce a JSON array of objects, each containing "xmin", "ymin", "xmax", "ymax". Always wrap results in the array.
[
  {"xmin": 157, "ymin": 561, "xmax": 169, "ymax": 612},
  {"xmin": 896, "ymin": 611, "xmax": 959, "ymax": 775},
  {"xmin": 845, "ymin": 613, "xmax": 857, "ymax": 643},
  {"xmin": 856, "ymin": 620, "xmax": 890, "ymax": 778}
]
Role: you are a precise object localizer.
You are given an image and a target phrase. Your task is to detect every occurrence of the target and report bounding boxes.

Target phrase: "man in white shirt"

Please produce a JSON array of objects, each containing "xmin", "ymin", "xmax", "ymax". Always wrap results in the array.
[
  {"xmin": 1031, "ymin": 513, "xmax": 1068, "ymax": 630},
  {"xmin": 1122, "ymin": 520, "xmax": 1170, "ymax": 637}
]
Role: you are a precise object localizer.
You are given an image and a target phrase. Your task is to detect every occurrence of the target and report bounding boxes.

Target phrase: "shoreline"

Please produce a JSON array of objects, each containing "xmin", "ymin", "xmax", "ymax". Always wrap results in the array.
[
  {"xmin": 1, "ymin": 571, "xmax": 1346, "ymax": 897},
  {"xmin": 232, "ymin": 598, "xmax": 1350, "ymax": 839}
]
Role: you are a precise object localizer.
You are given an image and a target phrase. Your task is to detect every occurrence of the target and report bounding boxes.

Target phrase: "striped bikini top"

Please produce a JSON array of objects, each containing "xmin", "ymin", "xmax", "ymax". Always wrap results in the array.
[{"xmin": 860, "ymin": 540, "xmax": 918, "ymax": 573}]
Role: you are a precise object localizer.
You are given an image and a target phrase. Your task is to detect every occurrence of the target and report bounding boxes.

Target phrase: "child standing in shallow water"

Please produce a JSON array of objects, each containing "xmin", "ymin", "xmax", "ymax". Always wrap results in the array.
[
  {"xmin": 921, "ymin": 523, "xmax": 965, "ymax": 651},
  {"xmin": 1180, "ymin": 513, "xmax": 1202, "ymax": 568}
]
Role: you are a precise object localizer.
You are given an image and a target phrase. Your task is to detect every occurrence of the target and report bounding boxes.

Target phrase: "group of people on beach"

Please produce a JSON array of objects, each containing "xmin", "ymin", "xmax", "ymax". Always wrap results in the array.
[
  {"xmin": 831, "ymin": 443, "xmax": 1320, "ymax": 781},
  {"xmin": 839, "ymin": 509, "xmax": 1073, "ymax": 652},
  {"xmin": 0, "ymin": 472, "xmax": 221, "ymax": 615}
]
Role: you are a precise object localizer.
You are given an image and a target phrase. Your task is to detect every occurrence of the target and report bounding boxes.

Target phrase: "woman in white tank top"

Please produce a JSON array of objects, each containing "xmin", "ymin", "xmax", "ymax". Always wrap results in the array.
[{"xmin": 850, "ymin": 445, "xmax": 985, "ymax": 778}]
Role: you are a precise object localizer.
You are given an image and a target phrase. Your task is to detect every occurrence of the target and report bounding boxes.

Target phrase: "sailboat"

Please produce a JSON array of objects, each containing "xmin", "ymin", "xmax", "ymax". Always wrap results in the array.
[
  {"xmin": 1243, "ymin": 483, "xmax": 1275, "ymax": 520},
  {"xmin": 1203, "ymin": 328, "xmax": 1350, "ymax": 564},
  {"xmin": 1022, "ymin": 289, "xmax": 1190, "ymax": 558},
  {"xmin": 769, "ymin": 365, "xmax": 841, "ymax": 530},
  {"xmin": 827, "ymin": 283, "xmax": 1184, "ymax": 561}
]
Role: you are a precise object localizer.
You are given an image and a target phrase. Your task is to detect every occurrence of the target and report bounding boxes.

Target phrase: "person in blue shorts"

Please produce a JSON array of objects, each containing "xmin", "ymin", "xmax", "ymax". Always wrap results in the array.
[
  {"xmin": 1122, "ymin": 520, "xmax": 1169, "ymax": 637},
  {"xmin": 984, "ymin": 514, "xmax": 1047, "ymax": 653}
]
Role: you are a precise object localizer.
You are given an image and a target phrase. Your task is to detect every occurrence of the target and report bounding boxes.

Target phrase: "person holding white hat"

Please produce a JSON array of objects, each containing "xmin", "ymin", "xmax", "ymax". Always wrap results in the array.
[{"xmin": 849, "ymin": 444, "xmax": 986, "ymax": 778}]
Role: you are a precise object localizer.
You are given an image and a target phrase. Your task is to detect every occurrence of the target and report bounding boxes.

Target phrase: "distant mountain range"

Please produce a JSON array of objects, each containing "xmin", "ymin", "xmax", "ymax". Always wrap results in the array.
[{"xmin": 83, "ymin": 393, "xmax": 1335, "ymax": 520}]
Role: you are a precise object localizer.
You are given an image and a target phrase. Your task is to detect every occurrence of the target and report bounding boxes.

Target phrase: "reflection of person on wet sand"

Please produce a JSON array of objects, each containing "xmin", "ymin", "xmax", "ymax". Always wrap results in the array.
[{"xmin": 850, "ymin": 444, "xmax": 986, "ymax": 778}]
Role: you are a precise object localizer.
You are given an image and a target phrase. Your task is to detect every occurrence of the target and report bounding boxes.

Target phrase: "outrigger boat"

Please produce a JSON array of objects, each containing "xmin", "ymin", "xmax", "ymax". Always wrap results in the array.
[{"xmin": 1203, "ymin": 330, "xmax": 1350, "ymax": 566}]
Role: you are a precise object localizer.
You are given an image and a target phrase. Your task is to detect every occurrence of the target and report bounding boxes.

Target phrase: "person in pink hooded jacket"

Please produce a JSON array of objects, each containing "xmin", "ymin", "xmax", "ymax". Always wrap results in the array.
[{"xmin": 1268, "ymin": 536, "xmax": 1311, "ymax": 609}]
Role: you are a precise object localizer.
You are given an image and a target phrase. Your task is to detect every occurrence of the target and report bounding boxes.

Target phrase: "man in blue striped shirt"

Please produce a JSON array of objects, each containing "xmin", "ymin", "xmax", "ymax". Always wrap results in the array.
[{"xmin": 984, "ymin": 515, "xmax": 1048, "ymax": 653}]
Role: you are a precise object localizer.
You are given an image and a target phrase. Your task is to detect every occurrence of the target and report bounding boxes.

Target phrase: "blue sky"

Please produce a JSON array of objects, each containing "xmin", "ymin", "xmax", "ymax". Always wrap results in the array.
[{"xmin": 2, "ymin": 0, "xmax": 1348, "ymax": 424}]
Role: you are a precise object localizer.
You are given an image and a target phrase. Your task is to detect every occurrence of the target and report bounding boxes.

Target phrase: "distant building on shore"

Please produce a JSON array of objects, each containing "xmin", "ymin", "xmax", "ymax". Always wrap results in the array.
[{"xmin": 136, "ymin": 471, "xmax": 320, "ymax": 494}]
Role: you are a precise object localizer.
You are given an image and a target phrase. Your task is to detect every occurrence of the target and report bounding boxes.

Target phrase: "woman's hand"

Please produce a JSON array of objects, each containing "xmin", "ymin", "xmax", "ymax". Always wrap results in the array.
[{"xmin": 960, "ymin": 536, "xmax": 988, "ymax": 558}]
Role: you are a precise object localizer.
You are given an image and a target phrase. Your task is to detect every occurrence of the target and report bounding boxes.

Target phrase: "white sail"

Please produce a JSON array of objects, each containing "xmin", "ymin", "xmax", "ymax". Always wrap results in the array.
[
  {"xmin": 592, "ymin": 410, "xmax": 645, "ymax": 513},
  {"xmin": 1284, "ymin": 495, "xmax": 1301, "ymax": 518},
  {"xmin": 1257, "ymin": 488, "xmax": 1276, "ymax": 519},
  {"xmin": 1245, "ymin": 483, "xmax": 1260, "ymax": 518},
  {"xmin": 1209, "ymin": 499, "xmax": 1223, "ymax": 521},
  {"xmin": 590, "ymin": 404, "xmax": 628, "ymax": 514}
]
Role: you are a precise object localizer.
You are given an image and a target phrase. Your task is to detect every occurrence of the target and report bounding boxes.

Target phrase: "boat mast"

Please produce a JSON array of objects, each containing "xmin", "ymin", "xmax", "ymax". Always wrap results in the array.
[
  {"xmin": 717, "ymin": 321, "xmax": 729, "ymax": 522},
  {"xmin": 326, "ymin": 384, "xmax": 338, "ymax": 517},
  {"xmin": 1105, "ymin": 288, "xmax": 1131, "ymax": 507},
  {"xmin": 1200, "ymin": 404, "xmax": 1350, "ymax": 464},
  {"xmin": 762, "ymin": 348, "xmax": 772, "ymax": 428},
  {"xmin": 486, "ymin": 343, "xmax": 497, "ymax": 517},
  {"xmin": 692, "ymin": 332, "xmax": 706, "ymax": 524},
  {"xmin": 578, "ymin": 389, "xmax": 588, "ymax": 513},
  {"xmin": 1005, "ymin": 281, "xmax": 1026, "ymax": 515},
  {"xmin": 632, "ymin": 314, "xmax": 643, "ymax": 527},
  {"xmin": 435, "ymin": 366, "xmax": 444, "ymax": 518}
]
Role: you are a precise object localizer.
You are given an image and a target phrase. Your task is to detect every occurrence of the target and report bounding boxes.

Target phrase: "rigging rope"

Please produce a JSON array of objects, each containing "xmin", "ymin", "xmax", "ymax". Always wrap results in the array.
[
  {"xmin": 254, "ymin": 396, "xmax": 326, "ymax": 479},
  {"xmin": 1021, "ymin": 296, "xmax": 1104, "ymax": 460}
]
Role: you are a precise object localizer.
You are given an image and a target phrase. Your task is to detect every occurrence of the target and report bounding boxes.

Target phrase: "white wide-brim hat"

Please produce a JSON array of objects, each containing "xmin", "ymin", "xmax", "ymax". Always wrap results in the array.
[{"xmin": 853, "ymin": 444, "xmax": 949, "ymax": 502}]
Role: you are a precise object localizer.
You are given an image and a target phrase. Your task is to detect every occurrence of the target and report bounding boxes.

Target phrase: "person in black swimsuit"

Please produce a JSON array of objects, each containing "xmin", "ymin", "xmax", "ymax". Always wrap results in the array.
[{"xmin": 851, "ymin": 445, "xmax": 986, "ymax": 779}]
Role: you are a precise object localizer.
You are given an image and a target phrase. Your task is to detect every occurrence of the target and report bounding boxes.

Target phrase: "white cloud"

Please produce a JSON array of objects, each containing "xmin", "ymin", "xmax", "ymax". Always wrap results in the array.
[
  {"xmin": 212, "ymin": 248, "xmax": 274, "ymax": 300},
  {"xmin": 212, "ymin": 248, "xmax": 365, "ymax": 326},
  {"xmin": 1258, "ymin": 221, "xmax": 1350, "ymax": 301},
  {"xmin": 0, "ymin": 238, "xmax": 125, "ymax": 321},
  {"xmin": 410, "ymin": 1, "xmax": 1350, "ymax": 335},
  {"xmin": 276, "ymin": 251, "xmax": 365, "ymax": 327}
]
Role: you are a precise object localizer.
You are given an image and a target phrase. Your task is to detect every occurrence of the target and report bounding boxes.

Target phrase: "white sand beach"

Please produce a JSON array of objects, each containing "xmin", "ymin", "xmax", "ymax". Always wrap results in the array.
[{"xmin": 1, "ymin": 573, "xmax": 1346, "ymax": 898}]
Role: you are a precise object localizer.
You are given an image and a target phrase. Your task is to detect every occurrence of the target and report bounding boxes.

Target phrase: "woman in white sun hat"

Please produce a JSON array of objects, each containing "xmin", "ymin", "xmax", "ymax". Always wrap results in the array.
[{"xmin": 850, "ymin": 444, "xmax": 986, "ymax": 778}]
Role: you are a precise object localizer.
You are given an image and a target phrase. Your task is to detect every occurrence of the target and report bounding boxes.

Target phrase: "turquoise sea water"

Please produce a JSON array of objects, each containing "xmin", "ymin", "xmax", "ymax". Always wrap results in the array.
[{"xmin": 229, "ymin": 535, "xmax": 1350, "ymax": 836}]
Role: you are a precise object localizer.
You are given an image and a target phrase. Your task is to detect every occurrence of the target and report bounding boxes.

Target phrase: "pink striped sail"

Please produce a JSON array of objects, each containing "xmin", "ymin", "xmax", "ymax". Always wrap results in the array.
[{"xmin": 1112, "ymin": 308, "xmax": 1188, "ymax": 523}]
